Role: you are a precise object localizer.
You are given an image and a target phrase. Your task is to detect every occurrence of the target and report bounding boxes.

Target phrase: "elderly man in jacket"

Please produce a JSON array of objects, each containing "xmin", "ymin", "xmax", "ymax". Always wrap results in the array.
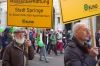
[
  {"xmin": 2, "ymin": 28, "xmax": 34, "ymax": 66},
  {"xmin": 64, "ymin": 23, "xmax": 98, "ymax": 66}
]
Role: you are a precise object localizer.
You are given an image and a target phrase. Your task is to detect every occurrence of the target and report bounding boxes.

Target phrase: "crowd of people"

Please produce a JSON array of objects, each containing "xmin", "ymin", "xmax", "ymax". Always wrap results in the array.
[
  {"xmin": 0, "ymin": 23, "xmax": 100, "ymax": 66},
  {"xmin": 29, "ymin": 28, "xmax": 72, "ymax": 55},
  {"xmin": 0, "ymin": 27, "xmax": 72, "ymax": 66}
]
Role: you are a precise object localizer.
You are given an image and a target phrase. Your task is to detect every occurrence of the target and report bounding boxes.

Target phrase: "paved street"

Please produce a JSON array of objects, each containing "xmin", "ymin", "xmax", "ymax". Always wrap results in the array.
[
  {"xmin": 28, "ymin": 54, "xmax": 64, "ymax": 66},
  {"xmin": 0, "ymin": 54, "xmax": 64, "ymax": 66}
]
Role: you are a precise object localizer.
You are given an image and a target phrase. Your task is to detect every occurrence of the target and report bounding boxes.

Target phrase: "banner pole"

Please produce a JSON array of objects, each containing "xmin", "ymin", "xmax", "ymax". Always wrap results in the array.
[{"xmin": 90, "ymin": 17, "xmax": 96, "ymax": 47}]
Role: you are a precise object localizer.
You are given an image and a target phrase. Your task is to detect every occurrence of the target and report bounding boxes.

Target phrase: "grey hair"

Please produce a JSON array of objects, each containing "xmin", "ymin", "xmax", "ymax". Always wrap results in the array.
[{"xmin": 72, "ymin": 22, "xmax": 88, "ymax": 36}]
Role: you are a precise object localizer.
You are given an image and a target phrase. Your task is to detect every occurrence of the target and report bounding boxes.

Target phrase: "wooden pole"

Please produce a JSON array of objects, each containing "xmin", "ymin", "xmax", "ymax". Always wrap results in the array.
[
  {"xmin": 25, "ymin": 27, "xmax": 30, "ymax": 66},
  {"xmin": 90, "ymin": 17, "xmax": 96, "ymax": 47}
]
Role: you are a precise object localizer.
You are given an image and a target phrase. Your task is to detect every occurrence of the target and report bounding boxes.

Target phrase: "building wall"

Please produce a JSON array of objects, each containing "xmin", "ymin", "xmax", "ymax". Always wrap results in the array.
[
  {"xmin": 0, "ymin": 0, "xmax": 6, "ymax": 2},
  {"xmin": 53, "ymin": 0, "xmax": 65, "ymax": 31},
  {"xmin": 96, "ymin": 16, "xmax": 100, "ymax": 30},
  {"xmin": 0, "ymin": 2, "xmax": 7, "ymax": 28}
]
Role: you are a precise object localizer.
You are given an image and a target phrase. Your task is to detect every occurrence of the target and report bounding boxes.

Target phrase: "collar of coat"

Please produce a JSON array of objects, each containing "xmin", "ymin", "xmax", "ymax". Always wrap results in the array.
[
  {"xmin": 68, "ymin": 36, "xmax": 89, "ymax": 54},
  {"xmin": 11, "ymin": 40, "xmax": 25, "ymax": 51}
]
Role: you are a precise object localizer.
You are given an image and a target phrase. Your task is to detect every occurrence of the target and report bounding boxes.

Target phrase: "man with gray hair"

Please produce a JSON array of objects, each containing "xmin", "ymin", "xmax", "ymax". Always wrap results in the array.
[{"xmin": 64, "ymin": 23, "xmax": 98, "ymax": 66}]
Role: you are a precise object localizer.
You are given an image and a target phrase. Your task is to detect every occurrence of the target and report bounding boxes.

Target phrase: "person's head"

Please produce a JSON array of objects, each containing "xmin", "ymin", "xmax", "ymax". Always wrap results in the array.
[
  {"xmin": 72, "ymin": 23, "xmax": 91, "ymax": 42},
  {"xmin": 51, "ymin": 29, "xmax": 54, "ymax": 34},
  {"xmin": 4, "ymin": 28, "xmax": 10, "ymax": 35},
  {"xmin": 14, "ymin": 28, "xmax": 25, "ymax": 45}
]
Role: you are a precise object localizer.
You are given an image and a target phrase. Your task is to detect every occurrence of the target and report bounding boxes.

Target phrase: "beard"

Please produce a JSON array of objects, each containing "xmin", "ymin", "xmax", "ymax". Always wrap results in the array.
[{"xmin": 15, "ymin": 37, "xmax": 25, "ymax": 45}]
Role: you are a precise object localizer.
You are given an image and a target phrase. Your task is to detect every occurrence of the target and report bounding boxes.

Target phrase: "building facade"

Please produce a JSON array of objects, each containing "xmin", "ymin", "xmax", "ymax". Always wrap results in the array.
[{"xmin": 0, "ymin": 1, "xmax": 7, "ymax": 29}]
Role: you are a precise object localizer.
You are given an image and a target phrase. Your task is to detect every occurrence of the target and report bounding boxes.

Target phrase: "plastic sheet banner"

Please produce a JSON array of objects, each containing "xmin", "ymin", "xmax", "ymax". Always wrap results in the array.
[
  {"xmin": 7, "ymin": 0, "xmax": 53, "ymax": 28},
  {"xmin": 60, "ymin": 0, "xmax": 100, "ymax": 24}
]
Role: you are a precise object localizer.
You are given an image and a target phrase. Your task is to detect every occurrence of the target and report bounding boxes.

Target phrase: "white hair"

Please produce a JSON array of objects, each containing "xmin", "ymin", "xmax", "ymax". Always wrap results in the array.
[
  {"xmin": 51, "ymin": 29, "xmax": 54, "ymax": 31},
  {"xmin": 72, "ymin": 22, "xmax": 88, "ymax": 36}
]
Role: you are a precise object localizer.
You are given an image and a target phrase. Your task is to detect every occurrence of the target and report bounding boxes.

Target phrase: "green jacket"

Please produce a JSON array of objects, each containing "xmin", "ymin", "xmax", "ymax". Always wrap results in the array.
[
  {"xmin": 36, "ymin": 33, "xmax": 45, "ymax": 47},
  {"xmin": 50, "ymin": 34, "xmax": 57, "ymax": 45},
  {"xmin": 38, "ymin": 41, "xmax": 45, "ymax": 47}
]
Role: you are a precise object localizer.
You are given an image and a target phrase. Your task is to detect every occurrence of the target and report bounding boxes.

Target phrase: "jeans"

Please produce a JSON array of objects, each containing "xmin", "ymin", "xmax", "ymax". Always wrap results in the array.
[{"xmin": 40, "ymin": 46, "xmax": 48, "ymax": 61}]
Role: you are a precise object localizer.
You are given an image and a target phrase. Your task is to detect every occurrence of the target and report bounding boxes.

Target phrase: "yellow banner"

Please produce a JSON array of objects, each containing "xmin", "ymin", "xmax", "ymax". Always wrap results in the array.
[
  {"xmin": 7, "ymin": 0, "xmax": 53, "ymax": 28},
  {"xmin": 60, "ymin": 0, "xmax": 100, "ymax": 23}
]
